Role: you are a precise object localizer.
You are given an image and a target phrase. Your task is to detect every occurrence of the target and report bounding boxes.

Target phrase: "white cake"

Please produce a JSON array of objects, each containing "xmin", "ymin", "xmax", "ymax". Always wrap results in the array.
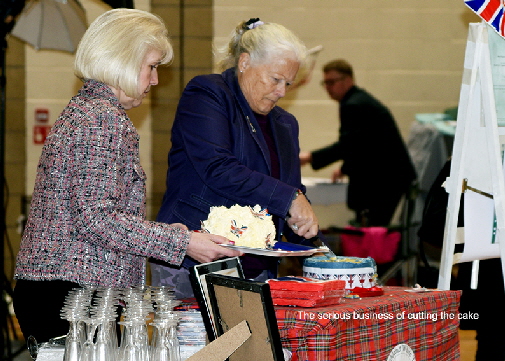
[{"xmin": 201, "ymin": 204, "xmax": 276, "ymax": 248}]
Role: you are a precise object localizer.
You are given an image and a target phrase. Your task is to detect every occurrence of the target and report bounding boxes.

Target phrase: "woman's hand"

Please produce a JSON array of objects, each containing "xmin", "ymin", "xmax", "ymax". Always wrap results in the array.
[
  {"xmin": 287, "ymin": 194, "xmax": 319, "ymax": 239},
  {"xmin": 186, "ymin": 231, "xmax": 242, "ymax": 264},
  {"xmin": 170, "ymin": 223, "xmax": 188, "ymax": 231}
]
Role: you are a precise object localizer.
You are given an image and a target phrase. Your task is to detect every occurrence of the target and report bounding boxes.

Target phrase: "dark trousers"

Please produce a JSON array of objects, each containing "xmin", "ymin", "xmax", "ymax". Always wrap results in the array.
[
  {"xmin": 13, "ymin": 279, "xmax": 80, "ymax": 344},
  {"xmin": 471, "ymin": 259, "xmax": 505, "ymax": 361},
  {"xmin": 351, "ymin": 184, "xmax": 405, "ymax": 227},
  {"xmin": 454, "ymin": 259, "xmax": 505, "ymax": 361}
]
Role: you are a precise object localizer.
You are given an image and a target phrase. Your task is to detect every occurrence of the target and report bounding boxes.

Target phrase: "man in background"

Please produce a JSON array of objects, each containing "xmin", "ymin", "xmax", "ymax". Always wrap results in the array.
[{"xmin": 300, "ymin": 59, "xmax": 416, "ymax": 227}]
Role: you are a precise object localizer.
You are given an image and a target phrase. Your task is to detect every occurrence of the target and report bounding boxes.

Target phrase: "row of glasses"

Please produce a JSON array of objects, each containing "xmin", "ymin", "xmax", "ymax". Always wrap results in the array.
[
  {"xmin": 61, "ymin": 285, "xmax": 182, "ymax": 361},
  {"xmin": 61, "ymin": 286, "xmax": 120, "ymax": 361}
]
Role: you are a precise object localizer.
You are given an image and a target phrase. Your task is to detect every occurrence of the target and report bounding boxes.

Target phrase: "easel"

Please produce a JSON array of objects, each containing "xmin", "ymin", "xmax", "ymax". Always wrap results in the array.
[{"xmin": 438, "ymin": 21, "xmax": 505, "ymax": 291}]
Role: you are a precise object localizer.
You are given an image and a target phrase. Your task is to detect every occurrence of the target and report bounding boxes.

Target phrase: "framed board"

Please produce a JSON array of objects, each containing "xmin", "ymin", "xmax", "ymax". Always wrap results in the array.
[{"xmin": 189, "ymin": 257, "xmax": 244, "ymax": 340}]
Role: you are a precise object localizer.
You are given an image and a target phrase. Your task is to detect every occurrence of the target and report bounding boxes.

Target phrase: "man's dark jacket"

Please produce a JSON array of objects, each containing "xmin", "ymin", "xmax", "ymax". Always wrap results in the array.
[{"xmin": 311, "ymin": 85, "xmax": 416, "ymax": 225}]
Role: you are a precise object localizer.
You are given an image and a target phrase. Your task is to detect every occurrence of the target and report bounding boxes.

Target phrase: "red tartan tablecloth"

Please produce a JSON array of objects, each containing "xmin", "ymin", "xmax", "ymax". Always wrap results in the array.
[{"xmin": 275, "ymin": 286, "xmax": 461, "ymax": 361}]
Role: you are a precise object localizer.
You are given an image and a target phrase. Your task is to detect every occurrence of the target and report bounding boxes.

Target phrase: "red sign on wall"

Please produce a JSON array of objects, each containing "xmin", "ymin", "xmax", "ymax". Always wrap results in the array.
[
  {"xmin": 33, "ymin": 125, "xmax": 51, "ymax": 145},
  {"xmin": 35, "ymin": 108, "xmax": 49, "ymax": 123}
]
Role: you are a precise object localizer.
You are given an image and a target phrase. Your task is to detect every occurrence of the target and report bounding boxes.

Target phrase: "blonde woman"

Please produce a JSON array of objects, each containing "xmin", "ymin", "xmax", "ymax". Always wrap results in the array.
[{"xmin": 13, "ymin": 8, "xmax": 239, "ymax": 344}]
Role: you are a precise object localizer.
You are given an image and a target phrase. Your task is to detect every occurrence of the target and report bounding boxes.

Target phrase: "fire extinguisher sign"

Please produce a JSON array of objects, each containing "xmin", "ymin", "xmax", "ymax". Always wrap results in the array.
[
  {"xmin": 33, "ymin": 108, "xmax": 51, "ymax": 145},
  {"xmin": 33, "ymin": 125, "xmax": 51, "ymax": 145}
]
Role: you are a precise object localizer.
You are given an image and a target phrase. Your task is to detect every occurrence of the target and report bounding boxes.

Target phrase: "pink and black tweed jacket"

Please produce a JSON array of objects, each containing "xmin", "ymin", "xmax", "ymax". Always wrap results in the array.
[{"xmin": 15, "ymin": 79, "xmax": 189, "ymax": 288}]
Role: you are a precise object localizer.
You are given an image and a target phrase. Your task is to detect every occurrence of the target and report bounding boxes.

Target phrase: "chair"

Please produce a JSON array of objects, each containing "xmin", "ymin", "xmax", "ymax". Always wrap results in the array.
[
  {"xmin": 377, "ymin": 181, "xmax": 420, "ymax": 286},
  {"xmin": 382, "ymin": 120, "xmax": 451, "ymax": 286},
  {"xmin": 322, "ymin": 180, "xmax": 420, "ymax": 287}
]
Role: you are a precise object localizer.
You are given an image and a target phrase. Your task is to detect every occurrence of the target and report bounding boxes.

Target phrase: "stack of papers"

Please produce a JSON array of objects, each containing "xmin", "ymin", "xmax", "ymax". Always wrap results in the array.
[
  {"xmin": 267, "ymin": 276, "xmax": 346, "ymax": 307},
  {"xmin": 176, "ymin": 302, "xmax": 207, "ymax": 360}
]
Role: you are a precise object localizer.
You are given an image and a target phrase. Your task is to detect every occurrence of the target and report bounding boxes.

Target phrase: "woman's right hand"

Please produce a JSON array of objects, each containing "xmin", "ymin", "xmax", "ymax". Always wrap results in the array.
[
  {"xmin": 186, "ymin": 231, "xmax": 242, "ymax": 263},
  {"xmin": 287, "ymin": 194, "xmax": 319, "ymax": 239}
]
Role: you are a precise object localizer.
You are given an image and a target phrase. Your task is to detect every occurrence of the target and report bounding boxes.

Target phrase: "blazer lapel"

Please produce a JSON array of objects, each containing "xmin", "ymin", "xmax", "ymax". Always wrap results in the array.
[{"xmin": 223, "ymin": 68, "xmax": 273, "ymax": 174}]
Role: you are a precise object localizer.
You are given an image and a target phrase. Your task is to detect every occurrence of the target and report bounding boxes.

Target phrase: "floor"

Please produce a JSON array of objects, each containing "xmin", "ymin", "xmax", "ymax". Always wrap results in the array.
[
  {"xmin": 9, "ymin": 340, "xmax": 31, "ymax": 361},
  {"xmin": 460, "ymin": 330, "xmax": 477, "ymax": 361}
]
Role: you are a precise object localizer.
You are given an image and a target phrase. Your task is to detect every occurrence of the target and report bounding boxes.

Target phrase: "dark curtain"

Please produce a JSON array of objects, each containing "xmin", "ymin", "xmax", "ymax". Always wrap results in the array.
[{"xmin": 1, "ymin": 0, "xmax": 26, "ymax": 38}]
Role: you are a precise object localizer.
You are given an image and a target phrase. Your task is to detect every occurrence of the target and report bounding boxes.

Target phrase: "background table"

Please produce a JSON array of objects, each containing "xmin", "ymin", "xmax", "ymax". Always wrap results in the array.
[
  {"xmin": 300, "ymin": 177, "xmax": 353, "ymax": 230},
  {"xmin": 415, "ymin": 113, "xmax": 456, "ymax": 137},
  {"xmin": 275, "ymin": 286, "xmax": 461, "ymax": 361},
  {"xmin": 302, "ymin": 177, "xmax": 348, "ymax": 206}
]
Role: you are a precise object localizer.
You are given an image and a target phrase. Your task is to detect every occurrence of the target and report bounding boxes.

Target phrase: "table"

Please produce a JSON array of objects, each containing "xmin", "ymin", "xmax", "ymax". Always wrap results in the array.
[
  {"xmin": 302, "ymin": 177, "xmax": 348, "ymax": 206},
  {"xmin": 415, "ymin": 113, "xmax": 456, "ymax": 136},
  {"xmin": 300, "ymin": 177, "xmax": 351, "ymax": 230},
  {"xmin": 275, "ymin": 286, "xmax": 461, "ymax": 361}
]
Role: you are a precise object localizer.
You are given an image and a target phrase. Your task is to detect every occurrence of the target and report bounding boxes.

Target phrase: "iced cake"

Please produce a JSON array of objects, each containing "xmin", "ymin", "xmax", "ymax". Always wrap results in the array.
[{"xmin": 201, "ymin": 204, "xmax": 276, "ymax": 248}]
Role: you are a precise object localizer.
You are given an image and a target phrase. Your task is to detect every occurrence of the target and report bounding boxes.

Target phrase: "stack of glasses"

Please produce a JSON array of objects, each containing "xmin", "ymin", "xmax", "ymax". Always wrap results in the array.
[
  {"xmin": 118, "ymin": 287, "xmax": 153, "ymax": 361},
  {"xmin": 60, "ymin": 287, "xmax": 95, "ymax": 361},
  {"xmin": 60, "ymin": 285, "xmax": 183, "ymax": 361},
  {"xmin": 150, "ymin": 286, "xmax": 182, "ymax": 361}
]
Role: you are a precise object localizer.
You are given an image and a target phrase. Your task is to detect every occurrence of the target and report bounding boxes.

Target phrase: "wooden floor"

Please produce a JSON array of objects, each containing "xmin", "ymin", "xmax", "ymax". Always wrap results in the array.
[{"xmin": 460, "ymin": 329, "xmax": 477, "ymax": 361}]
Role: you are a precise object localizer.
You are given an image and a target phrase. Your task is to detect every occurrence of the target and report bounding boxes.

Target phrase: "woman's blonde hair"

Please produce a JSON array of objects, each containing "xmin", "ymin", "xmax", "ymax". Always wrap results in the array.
[
  {"xmin": 217, "ymin": 19, "xmax": 307, "ymax": 72},
  {"xmin": 75, "ymin": 9, "xmax": 173, "ymax": 99}
]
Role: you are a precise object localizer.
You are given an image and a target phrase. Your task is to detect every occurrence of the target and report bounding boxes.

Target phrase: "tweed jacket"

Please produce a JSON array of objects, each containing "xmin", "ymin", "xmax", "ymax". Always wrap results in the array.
[
  {"xmin": 15, "ymin": 80, "xmax": 190, "ymax": 288},
  {"xmin": 156, "ymin": 68, "xmax": 307, "ymax": 268}
]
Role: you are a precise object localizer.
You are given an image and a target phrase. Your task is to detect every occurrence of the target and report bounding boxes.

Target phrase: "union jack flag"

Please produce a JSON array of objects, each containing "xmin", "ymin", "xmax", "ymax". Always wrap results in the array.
[
  {"xmin": 230, "ymin": 220, "xmax": 247, "ymax": 237},
  {"xmin": 465, "ymin": 0, "xmax": 505, "ymax": 37}
]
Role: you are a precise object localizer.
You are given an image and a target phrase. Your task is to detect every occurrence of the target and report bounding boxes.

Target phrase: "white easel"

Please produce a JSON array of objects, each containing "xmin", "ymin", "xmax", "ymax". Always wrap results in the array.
[{"xmin": 438, "ymin": 21, "xmax": 505, "ymax": 291}]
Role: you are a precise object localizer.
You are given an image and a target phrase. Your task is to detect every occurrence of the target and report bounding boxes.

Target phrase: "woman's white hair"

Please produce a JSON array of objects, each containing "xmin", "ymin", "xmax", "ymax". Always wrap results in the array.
[
  {"xmin": 217, "ymin": 19, "xmax": 307, "ymax": 72},
  {"xmin": 75, "ymin": 8, "xmax": 173, "ymax": 99}
]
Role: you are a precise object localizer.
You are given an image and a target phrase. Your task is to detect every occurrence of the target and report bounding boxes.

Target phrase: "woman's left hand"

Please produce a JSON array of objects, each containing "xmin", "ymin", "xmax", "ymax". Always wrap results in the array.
[
  {"xmin": 287, "ymin": 194, "xmax": 319, "ymax": 239},
  {"xmin": 186, "ymin": 232, "xmax": 242, "ymax": 264},
  {"xmin": 171, "ymin": 223, "xmax": 188, "ymax": 231}
]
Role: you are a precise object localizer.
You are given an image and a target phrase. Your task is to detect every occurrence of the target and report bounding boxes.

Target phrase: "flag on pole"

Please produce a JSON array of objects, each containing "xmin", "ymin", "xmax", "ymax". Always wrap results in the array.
[{"xmin": 465, "ymin": 0, "xmax": 505, "ymax": 37}]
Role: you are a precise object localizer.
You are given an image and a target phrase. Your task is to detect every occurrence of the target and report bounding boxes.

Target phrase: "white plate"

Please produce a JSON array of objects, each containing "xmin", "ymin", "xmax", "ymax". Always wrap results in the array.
[
  {"xmin": 219, "ymin": 244, "xmax": 329, "ymax": 257},
  {"xmin": 404, "ymin": 288, "xmax": 429, "ymax": 293}
]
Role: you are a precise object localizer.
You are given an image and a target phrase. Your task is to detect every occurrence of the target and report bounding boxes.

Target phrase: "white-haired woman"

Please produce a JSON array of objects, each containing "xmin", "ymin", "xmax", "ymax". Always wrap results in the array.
[
  {"xmin": 13, "ymin": 8, "xmax": 239, "ymax": 344},
  {"xmin": 153, "ymin": 18, "xmax": 320, "ymax": 298}
]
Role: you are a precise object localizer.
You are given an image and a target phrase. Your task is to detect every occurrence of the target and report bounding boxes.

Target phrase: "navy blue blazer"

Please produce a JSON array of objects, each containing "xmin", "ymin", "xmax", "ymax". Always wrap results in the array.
[{"xmin": 156, "ymin": 68, "xmax": 307, "ymax": 266}]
